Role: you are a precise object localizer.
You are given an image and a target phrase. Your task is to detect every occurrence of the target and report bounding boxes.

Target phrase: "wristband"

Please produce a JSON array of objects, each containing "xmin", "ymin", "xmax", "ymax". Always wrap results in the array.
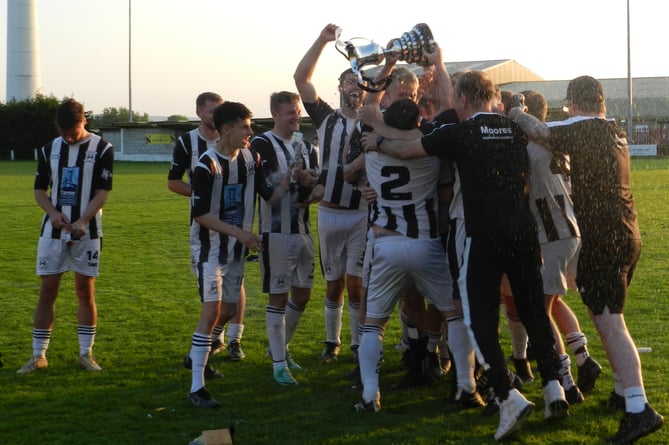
[{"xmin": 375, "ymin": 136, "xmax": 385, "ymax": 153}]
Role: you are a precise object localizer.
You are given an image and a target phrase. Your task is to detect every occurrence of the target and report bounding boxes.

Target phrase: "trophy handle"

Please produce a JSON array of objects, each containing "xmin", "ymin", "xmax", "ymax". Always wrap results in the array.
[
  {"xmin": 357, "ymin": 74, "xmax": 393, "ymax": 93},
  {"xmin": 334, "ymin": 38, "xmax": 351, "ymax": 60}
]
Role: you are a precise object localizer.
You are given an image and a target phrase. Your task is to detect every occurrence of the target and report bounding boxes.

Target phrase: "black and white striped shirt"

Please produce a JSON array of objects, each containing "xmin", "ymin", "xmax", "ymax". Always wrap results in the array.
[
  {"xmin": 366, "ymin": 152, "xmax": 440, "ymax": 239},
  {"xmin": 191, "ymin": 147, "xmax": 274, "ymax": 264},
  {"xmin": 34, "ymin": 134, "xmax": 114, "ymax": 239},
  {"xmin": 526, "ymin": 140, "xmax": 579, "ymax": 243},
  {"xmin": 251, "ymin": 130, "xmax": 318, "ymax": 234},
  {"xmin": 304, "ymin": 100, "xmax": 363, "ymax": 210},
  {"xmin": 167, "ymin": 128, "xmax": 218, "ymax": 184}
]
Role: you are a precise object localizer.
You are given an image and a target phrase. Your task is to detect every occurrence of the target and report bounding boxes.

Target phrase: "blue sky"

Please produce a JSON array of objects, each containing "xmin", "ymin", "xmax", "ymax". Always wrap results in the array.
[{"xmin": 1, "ymin": 0, "xmax": 667, "ymax": 118}]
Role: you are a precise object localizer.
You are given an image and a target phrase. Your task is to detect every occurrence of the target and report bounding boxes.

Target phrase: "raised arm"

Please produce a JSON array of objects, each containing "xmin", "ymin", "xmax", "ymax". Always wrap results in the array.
[
  {"xmin": 425, "ymin": 42, "xmax": 454, "ymax": 113},
  {"xmin": 294, "ymin": 23, "xmax": 340, "ymax": 104},
  {"xmin": 364, "ymin": 41, "xmax": 401, "ymax": 107}
]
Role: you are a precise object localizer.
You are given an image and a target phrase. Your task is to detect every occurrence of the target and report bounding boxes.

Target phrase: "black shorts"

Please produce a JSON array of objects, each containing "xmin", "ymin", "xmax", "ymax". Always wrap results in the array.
[{"xmin": 576, "ymin": 236, "xmax": 641, "ymax": 315}]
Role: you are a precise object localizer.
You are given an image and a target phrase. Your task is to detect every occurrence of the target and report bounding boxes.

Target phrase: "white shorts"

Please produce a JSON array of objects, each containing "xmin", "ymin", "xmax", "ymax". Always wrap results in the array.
[
  {"xmin": 36, "ymin": 237, "xmax": 101, "ymax": 277},
  {"xmin": 197, "ymin": 259, "xmax": 245, "ymax": 303},
  {"xmin": 260, "ymin": 233, "xmax": 315, "ymax": 294},
  {"xmin": 317, "ymin": 206, "xmax": 367, "ymax": 281},
  {"xmin": 365, "ymin": 236, "xmax": 454, "ymax": 319},
  {"xmin": 541, "ymin": 237, "xmax": 580, "ymax": 295}
]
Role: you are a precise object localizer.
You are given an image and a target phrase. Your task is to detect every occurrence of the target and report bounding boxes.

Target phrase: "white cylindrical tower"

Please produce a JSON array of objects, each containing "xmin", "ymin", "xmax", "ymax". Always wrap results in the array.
[{"xmin": 6, "ymin": 0, "xmax": 41, "ymax": 101}]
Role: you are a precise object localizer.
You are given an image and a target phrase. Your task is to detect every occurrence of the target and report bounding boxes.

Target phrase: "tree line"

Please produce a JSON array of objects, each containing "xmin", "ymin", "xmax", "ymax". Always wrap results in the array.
[{"xmin": 0, "ymin": 94, "xmax": 185, "ymax": 160}]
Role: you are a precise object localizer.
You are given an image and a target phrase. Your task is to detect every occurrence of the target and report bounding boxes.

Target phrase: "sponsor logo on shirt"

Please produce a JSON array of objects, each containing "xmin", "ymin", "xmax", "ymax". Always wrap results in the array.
[{"xmin": 480, "ymin": 125, "xmax": 514, "ymax": 140}]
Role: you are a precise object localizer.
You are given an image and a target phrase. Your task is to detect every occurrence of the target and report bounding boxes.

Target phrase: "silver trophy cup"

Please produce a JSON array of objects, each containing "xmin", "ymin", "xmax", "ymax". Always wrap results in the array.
[{"xmin": 336, "ymin": 23, "xmax": 435, "ymax": 92}]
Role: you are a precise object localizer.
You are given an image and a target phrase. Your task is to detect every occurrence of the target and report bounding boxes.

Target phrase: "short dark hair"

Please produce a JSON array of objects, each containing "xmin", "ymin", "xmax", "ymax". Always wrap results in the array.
[
  {"xmin": 520, "ymin": 90, "xmax": 547, "ymax": 122},
  {"xmin": 55, "ymin": 98, "xmax": 86, "ymax": 130},
  {"xmin": 565, "ymin": 75, "xmax": 605, "ymax": 113},
  {"xmin": 383, "ymin": 98, "xmax": 420, "ymax": 130},
  {"xmin": 500, "ymin": 90, "xmax": 514, "ymax": 114},
  {"xmin": 213, "ymin": 102, "xmax": 252, "ymax": 132},
  {"xmin": 337, "ymin": 68, "xmax": 356, "ymax": 85},
  {"xmin": 270, "ymin": 91, "xmax": 300, "ymax": 113},
  {"xmin": 196, "ymin": 92, "xmax": 223, "ymax": 109}
]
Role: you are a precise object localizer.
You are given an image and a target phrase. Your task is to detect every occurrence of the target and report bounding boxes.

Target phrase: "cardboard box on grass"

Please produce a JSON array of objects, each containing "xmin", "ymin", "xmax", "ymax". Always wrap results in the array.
[{"xmin": 202, "ymin": 429, "xmax": 233, "ymax": 445}]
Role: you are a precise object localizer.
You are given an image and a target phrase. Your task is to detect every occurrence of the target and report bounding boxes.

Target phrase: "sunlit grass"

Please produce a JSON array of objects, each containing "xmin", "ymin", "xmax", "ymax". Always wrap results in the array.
[{"xmin": 0, "ymin": 159, "xmax": 667, "ymax": 444}]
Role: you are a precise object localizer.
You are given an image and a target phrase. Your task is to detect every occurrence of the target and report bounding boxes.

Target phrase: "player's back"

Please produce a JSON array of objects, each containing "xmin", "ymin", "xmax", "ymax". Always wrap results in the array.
[{"xmin": 366, "ymin": 152, "xmax": 440, "ymax": 239}]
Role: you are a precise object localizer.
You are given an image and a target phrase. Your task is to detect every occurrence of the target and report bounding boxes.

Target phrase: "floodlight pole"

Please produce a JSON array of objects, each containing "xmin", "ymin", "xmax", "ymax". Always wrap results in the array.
[
  {"xmin": 128, "ymin": 0, "xmax": 133, "ymax": 123},
  {"xmin": 626, "ymin": 0, "xmax": 633, "ymax": 142}
]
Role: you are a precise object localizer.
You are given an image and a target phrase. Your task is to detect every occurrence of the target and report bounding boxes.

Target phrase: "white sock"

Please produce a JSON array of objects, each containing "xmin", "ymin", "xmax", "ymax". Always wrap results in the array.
[
  {"xmin": 559, "ymin": 353, "xmax": 575, "ymax": 390},
  {"xmin": 77, "ymin": 325, "xmax": 96, "ymax": 356},
  {"xmin": 189, "ymin": 332, "xmax": 211, "ymax": 393},
  {"xmin": 226, "ymin": 323, "xmax": 244, "ymax": 344},
  {"xmin": 32, "ymin": 328, "xmax": 52, "ymax": 358},
  {"xmin": 324, "ymin": 298, "xmax": 343, "ymax": 344},
  {"xmin": 266, "ymin": 305, "xmax": 286, "ymax": 365},
  {"xmin": 565, "ymin": 332, "xmax": 589, "ymax": 367},
  {"xmin": 359, "ymin": 325, "xmax": 384, "ymax": 403},
  {"xmin": 624, "ymin": 386, "xmax": 648, "ymax": 413},
  {"xmin": 448, "ymin": 317, "xmax": 476, "ymax": 393}
]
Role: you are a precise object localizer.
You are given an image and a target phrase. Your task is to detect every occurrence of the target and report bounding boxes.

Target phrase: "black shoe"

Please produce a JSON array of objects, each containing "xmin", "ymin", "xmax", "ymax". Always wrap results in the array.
[
  {"xmin": 603, "ymin": 391, "xmax": 626, "ymax": 411},
  {"xmin": 476, "ymin": 368, "xmax": 521, "ymax": 393},
  {"xmin": 608, "ymin": 404, "xmax": 664, "ymax": 444},
  {"xmin": 189, "ymin": 387, "xmax": 221, "ymax": 409},
  {"xmin": 321, "ymin": 341, "xmax": 340, "ymax": 363},
  {"xmin": 513, "ymin": 358, "xmax": 535, "ymax": 384},
  {"xmin": 565, "ymin": 385, "xmax": 585, "ymax": 405},
  {"xmin": 210, "ymin": 339, "xmax": 226, "ymax": 356},
  {"xmin": 577, "ymin": 357, "xmax": 602, "ymax": 393},
  {"xmin": 227, "ymin": 340, "xmax": 246, "ymax": 361},
  {"xmin": 352, "ymin": 398, "xmax": 381, "ymax": 412},
  {"xmin": 455, "ymin": 388, "xmax": 487, "ymax": 409},
  {"xmin": 510, "ymin": 370, "xmax": 524, "ymax": 391},
  {"xmin": 393, "ymin": 335, "xmax": 433, "ymax": 389},
  {"xmin": 183, "ymin": 354, "xmax": 224, "ymax": 380}
]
